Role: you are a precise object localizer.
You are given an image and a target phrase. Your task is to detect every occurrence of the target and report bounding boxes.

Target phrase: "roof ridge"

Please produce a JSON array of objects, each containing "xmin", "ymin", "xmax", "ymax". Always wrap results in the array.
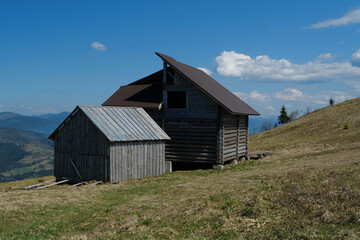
[{"xmin": 49, "ymin": 106, "xmax": 170, "ymax": 141}]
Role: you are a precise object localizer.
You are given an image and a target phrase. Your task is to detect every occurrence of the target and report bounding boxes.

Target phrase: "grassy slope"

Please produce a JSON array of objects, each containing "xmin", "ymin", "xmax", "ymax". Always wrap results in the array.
[
  {"xmin": 0, "ymin": 128, "xmax": 53, "ymax": 182},
  {"xmin": 0, "ymin": 99, "xmax": 359, "ymax": 239}
]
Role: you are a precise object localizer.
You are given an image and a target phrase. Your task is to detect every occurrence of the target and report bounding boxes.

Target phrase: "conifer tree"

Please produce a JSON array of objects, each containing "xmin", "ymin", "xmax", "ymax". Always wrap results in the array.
[{"xmin": 278, "ymin": 106, "xmax": 290, "ymax": 124}]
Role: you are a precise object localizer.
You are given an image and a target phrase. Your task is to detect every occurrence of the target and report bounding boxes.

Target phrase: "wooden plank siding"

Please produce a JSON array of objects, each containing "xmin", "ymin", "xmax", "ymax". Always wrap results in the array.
[
  {"xmin": 163, "ymin": 119, "xmax": 218, "ymax": 163},
  {"xmin": 53, "ymin": 108, "xmax": 167, "ymax": 183},
  {"xmin": 54, "ymin": 110, "xmax": 109, "ymax": 182},
  {"xmin": 163, "ymin": 71, "xmax": 219, "ymax": 120},
  {"xmin": 145, "ymin": 71, "xmax": 220, "ymax": 164},
  {"xmin": 146, "ymin": 71, "xmax": 250, "ymax": 165},
  {"xmin": 223, "ymin": 112, "xmax": 248, "ymax": 162},
  {"xmin": 109, "ymin": 141, "xmax": 165, "ymax": 183}
]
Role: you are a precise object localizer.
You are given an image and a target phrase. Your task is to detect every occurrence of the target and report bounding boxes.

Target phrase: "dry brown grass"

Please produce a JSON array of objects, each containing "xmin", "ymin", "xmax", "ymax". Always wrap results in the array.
[{"xmin": 1, "ymin": 98, "xmax": 360, "ymax": 239}]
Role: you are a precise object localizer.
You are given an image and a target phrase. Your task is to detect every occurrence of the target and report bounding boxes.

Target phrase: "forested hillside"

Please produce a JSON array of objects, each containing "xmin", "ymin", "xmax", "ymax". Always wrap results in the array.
[{"xmin": 0, "ymin": 128, "xmax": 53, "ymax": 182}]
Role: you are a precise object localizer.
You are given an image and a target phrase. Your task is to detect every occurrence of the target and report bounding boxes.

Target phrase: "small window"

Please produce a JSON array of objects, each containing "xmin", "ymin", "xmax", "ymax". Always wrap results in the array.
[{"xmin": 167, "ymin": 91, "xmax": 186, "ymax": 108}]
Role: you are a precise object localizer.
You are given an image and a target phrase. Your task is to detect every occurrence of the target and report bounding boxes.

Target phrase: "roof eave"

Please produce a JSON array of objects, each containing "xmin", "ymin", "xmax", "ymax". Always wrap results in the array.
[
  {"xmin": 230, "ymin": 111, "xmax": 261, "ymax": 116},
  {"xmin": 48, "ymin": 106, "xmax": 80, "ymax": 140}
]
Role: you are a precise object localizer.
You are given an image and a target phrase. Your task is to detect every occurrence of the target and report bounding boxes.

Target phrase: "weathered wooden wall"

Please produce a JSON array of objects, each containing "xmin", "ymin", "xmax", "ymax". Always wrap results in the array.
[
  {"xmin": 147, "ymin": 66, "xmax": 250, "ymax": 165},
  {"xmin": 54, "ymin": 110, "xmax": 109, "ymax": 182},
  {"xmin": 148, "ymin": 69, "xmax": 219, "ymax": 164},
  {"xmin": 54, "ymin": 110, "xmax": 167, "ymax": 183},
  {"xmin": 163, "ymin": 119, "xmax": 218, "ymax": 163},
  {"xmin": 163, "ymin": 71, "xmax": 219, "ymax": 120},
  {"xmin": 109, "ymin": 141, "xmax": 165, "ymax": 183},
  {"xmin": 223, "ymin": 112, "xmax": 248, "ymax": 162}
]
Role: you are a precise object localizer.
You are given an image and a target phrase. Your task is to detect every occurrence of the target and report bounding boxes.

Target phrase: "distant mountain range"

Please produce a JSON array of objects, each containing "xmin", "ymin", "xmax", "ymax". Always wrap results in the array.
[
  {"xmin": 0, "ymin": 111, "xmax": 70, "ymax": 134},
  {"xmin": 0, "ymin": 128, "xmax": 54, "ymax": 182},
  {"xmin": 0, "ymin": 111, "xmax": 70, "ymax": 182}
]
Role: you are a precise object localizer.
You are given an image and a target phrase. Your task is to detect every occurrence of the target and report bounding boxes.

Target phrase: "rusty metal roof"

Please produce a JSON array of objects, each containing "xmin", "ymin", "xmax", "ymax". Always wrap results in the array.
[
  {"xmin": 156, "ymin": 52, "xmax": 260, "ymax": 115},
  {"xmin": 49, "ymin": 106, "xmax": 170, "ymax": 142}
]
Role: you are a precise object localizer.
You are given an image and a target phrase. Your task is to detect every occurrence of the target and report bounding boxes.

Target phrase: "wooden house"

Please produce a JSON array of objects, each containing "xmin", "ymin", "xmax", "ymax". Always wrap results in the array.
[
  {"xmin": 103, "ymin": 53, "xmax": 260, "ymax": 168},
  {"xmin": 49, "ymin": 106, "xmax": 170, "ymax": 183}
]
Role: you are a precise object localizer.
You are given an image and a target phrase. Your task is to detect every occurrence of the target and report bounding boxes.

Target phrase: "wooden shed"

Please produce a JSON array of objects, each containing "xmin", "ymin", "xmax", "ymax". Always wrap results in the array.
[
  {"xmin": 49, "ymin": 106, "xmax": 170, "ymax": 183},
  {"xmin": 103, "ymin": 53, "xmax": 260, "ymax": 168}
]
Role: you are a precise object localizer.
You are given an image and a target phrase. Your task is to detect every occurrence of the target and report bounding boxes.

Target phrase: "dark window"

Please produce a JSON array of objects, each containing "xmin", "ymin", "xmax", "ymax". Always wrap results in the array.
[{"xmin": 167, "ymin": 91, "xmax": 186, "ymax": 108}]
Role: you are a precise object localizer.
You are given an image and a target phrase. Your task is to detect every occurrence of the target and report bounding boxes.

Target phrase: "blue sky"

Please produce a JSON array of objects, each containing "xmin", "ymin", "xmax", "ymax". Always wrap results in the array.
[{"xmin": 1, "ymin": 0, "xmax": 360, "ymax": 116}]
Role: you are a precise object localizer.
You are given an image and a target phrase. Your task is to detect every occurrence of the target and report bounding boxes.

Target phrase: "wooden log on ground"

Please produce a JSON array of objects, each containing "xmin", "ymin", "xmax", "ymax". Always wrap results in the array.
[
  {"xmin": 37, "ymin": 179, "xmax": 70, "ymax": 189},
  {"xmin": 90, "ymin": 181, "xmax": 103, "ymax": 185},
  {"xmin": 69, "ymin": 181, "xmax": 87, "ymax": 188},
  {"xmin": 22, "ymin": 179, "xmax": 56, "ymax": 190}
]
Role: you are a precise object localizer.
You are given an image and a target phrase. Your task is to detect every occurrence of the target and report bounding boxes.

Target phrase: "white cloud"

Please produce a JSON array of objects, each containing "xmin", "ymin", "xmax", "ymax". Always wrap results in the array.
[
  {"xmin": 310, "ymin": 8, "xmax": 360, "ymax": 29},
  {"xmin": 314, "ymin": 100, "xmax": 328, "ymax": 105},
  {"xmin": 310, "ymin": 90, "xmax": 354, "ymax": 105},
  {"xmin": 233, "ymin": 92, "xmax": 249, "ymax": 101},
  {"xmin": 350, "ymin": 49, "xmax": 360, "ymax": 67},
  {"xmin": 91, "ymin": 41, "xmax": 107, "ymax": 51},
  {"xmin": 0, "ymin": 105, "xmax": 3, "ymax": 108},
  {"xmin": 316, "ymin": 53, "xmax": 334, "ymax": 61},
  {"xmin": 346, "ymin": 81, "xmax": 360, "ymax": 92},
  {"xmin": 275, "ymin": 88, "xmax": 303, "ymax": 101},
  {"xmin": 233, "ymin": 91, "xmax": 270, "ymax": 102},
  {"xmin": 197, "ymin": 67, "xmax": 212, "ymax": 75},
  {"xmin": 330, "ymin": 91, "xmax": 353, "ymax": 102},
  {"xmin": 249, "ymin": 90, "xmax": 268, "ymax": 102},
  {"xmin": 265, "ymin": 105, "xmax": 275, "ymax": 111},
  {"xmin": 215, "ymin": 50, "xmax": 360, "ymax": 82}
]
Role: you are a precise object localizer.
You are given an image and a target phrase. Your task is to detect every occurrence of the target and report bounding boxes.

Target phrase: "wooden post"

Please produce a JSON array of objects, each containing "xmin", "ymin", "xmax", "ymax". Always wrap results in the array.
[
  {"xmin": 216, "ymin": 109, "xmax": 224, "ymax": 164},
  {"xmin": 162, "ymin": 62, "xmax": 168, "ymax": 110},
  {"xmin": 236, "ymin": 115, "xmax": 240, "ymax": 160},
  {"xmin": 246, "ymin": 116, "xmax": 249, "ymax": 159},
  {"xmin": 163, "ymin": 62, "xmax": 167, "ymax": 84}
]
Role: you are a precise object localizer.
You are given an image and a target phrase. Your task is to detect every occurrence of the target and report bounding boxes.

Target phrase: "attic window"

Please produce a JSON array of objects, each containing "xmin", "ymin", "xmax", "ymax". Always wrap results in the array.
[{"xmin": 167, "ymin": 91, "xmax": 186, "ymax": 108}]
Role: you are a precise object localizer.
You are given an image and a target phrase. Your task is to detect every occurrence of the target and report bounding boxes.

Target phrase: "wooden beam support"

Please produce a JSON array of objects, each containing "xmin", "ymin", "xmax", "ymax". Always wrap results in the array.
[
  {"xmin": 70, "ymin": 158, "xmax": 82, "ymax": 180},
  {"xmin": 163, "ymin": 62, "xmax": 167, "ymax": 84},
  {"xmin": 216, "ymin": 109, "xmax": 224, "ymax": 164},
  {"xmin": 236, "ymin": 116, "xmax": 240, "ymax": 160}
]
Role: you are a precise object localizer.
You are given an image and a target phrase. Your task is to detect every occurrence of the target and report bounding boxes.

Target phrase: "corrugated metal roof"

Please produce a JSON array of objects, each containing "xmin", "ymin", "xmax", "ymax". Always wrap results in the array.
[
  {"xmin": 49, "ymin": 106, "xmax": 170, "ymax": 142},
  {"xmin": 156, "ymin": 52, "xmax": 260, "ymax": 116}
]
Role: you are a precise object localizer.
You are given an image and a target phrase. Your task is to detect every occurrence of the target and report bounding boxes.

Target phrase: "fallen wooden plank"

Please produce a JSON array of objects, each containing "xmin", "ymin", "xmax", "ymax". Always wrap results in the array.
[
  {"xmin": 22, "ymin": 179, "xmax": 56, "ymax": 190},
  {"xmin": 69, "ymin": 181, "xmax": 87, "ymax": 188},
  {"xmin": 90, "ymin": 181, "xmax": 102, "ymax": 186},
  {"xmin": 37, "ymin": 179, "xmax": 70, "ymax": 189}
]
